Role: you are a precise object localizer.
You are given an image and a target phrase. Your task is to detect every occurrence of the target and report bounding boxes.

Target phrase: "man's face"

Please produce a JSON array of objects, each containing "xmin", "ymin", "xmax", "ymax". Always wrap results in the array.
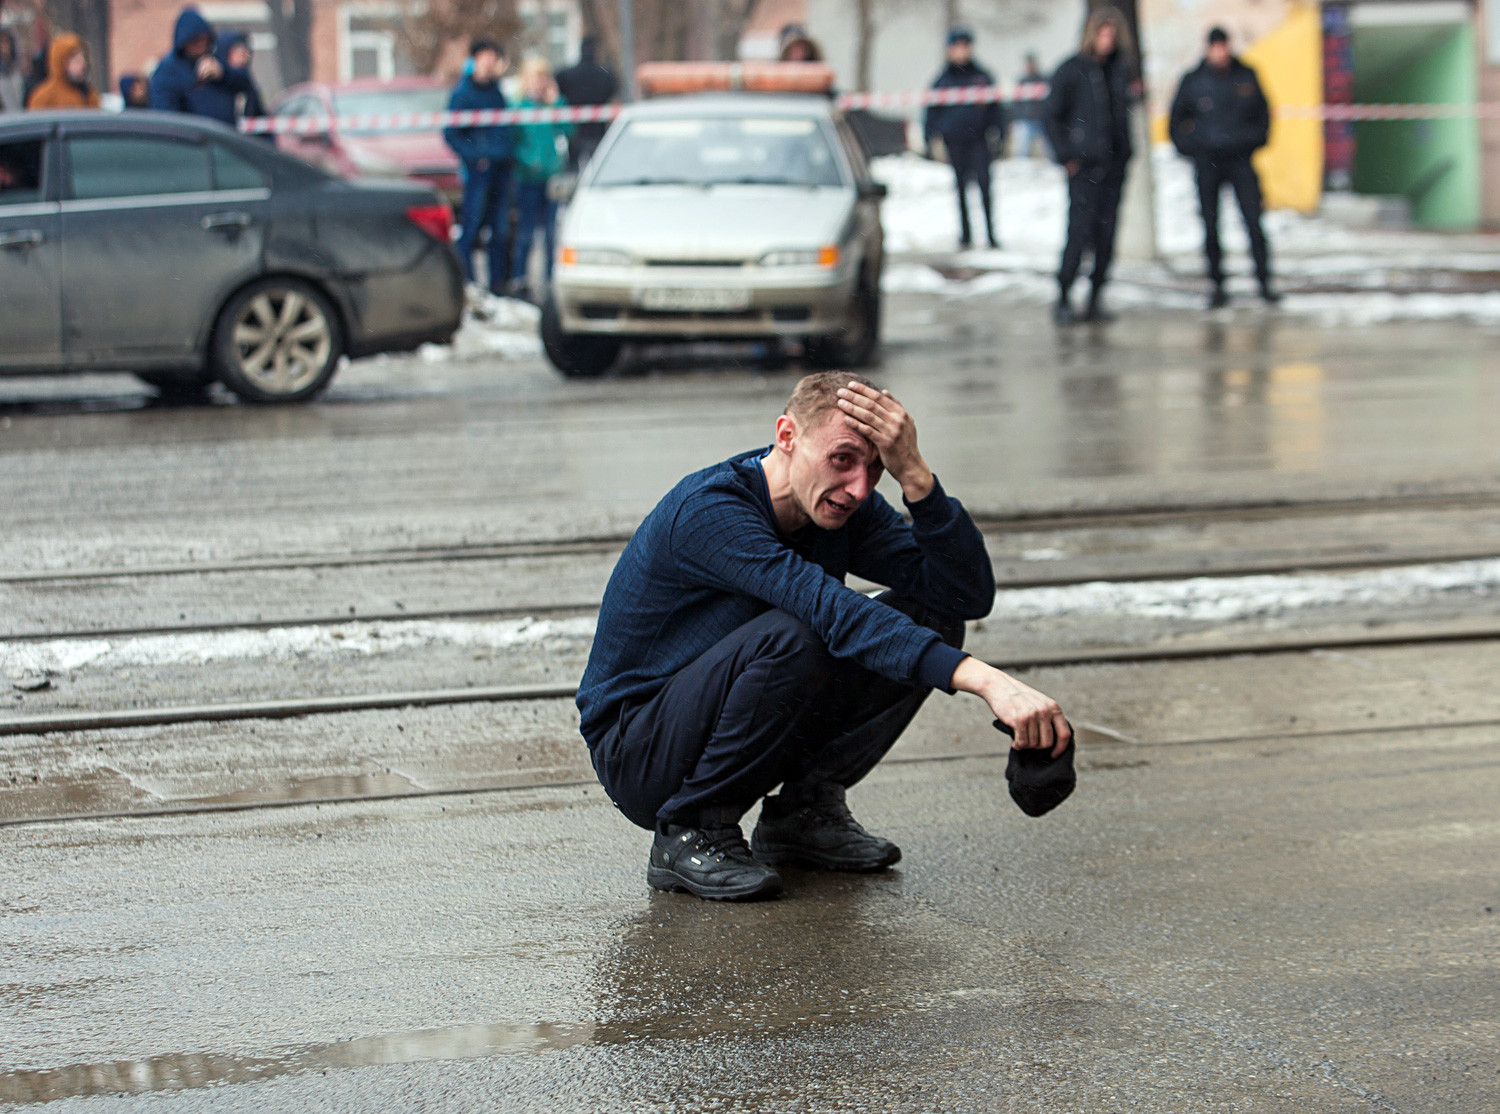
[
  {"xmin": 778, "ymin": 411, "xmax": 883, "ymax": 530},
  {"xmin": 946, "ymin": 40, "xmax": 972, "ymax": 66},
  {"xmin": 184, "ymin": 33, "xmax": 213, "ymax": 59},
  {"xmin": 471, "ymin": 48, "xmax": 500, "ymax": 82},
  {"xmin": 65, "ymin": 49, "xmax": 88, "ymax": 82},
  {"xmin": 227, "ymin": 42, "xmax": 251, "ymax": 69},
  {"xmin": 1207, "ymin": 41, "xmax": 1231, "ymax": 69},
  {"xmin": 1094, "ymin": 22, "xmax": 1117, "ymax": 56}
]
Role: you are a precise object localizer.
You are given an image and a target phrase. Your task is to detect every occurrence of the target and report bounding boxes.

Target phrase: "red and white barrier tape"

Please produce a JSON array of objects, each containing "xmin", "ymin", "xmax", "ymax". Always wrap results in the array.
[
  {"xmin": 237, "ymin": 84, "xmax": 1500, "ymax": 136},
  {"xmin": 239, "ymin": 102, "xmax": 621, "ymax": 135}
]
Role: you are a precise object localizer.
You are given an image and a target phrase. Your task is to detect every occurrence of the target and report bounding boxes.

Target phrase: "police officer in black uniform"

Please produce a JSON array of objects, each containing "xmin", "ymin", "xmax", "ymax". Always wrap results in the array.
[
  {"xmin": 1170, "ymin": 27, "xmax": 1278, "ymax": 307},
  {"xmin": 924, "ymin": 27, "xmax": 1006, "ymax": 250}
]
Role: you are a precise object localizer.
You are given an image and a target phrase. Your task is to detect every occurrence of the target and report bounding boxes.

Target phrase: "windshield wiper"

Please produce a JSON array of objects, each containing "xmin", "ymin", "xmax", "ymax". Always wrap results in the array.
[
  {"xmin": 711, "ymin": 177, "xmax": 820, "ymax": 188},
  {"xmin": 598, "ymin": 177, "xmax": 705, "ymax": 188}
]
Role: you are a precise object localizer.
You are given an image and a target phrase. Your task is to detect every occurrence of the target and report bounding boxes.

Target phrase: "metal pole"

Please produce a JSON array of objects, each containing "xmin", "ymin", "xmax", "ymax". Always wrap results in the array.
[{"xmin": 619, "ymin": 0, "xmax": 635, "ymax": 101}]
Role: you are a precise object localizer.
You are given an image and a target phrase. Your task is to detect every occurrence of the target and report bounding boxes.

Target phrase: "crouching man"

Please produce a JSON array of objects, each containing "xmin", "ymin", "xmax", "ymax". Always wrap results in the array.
[{"xmin": 577, "ymin": 373, "xmax": 1072, "ymax": 900}]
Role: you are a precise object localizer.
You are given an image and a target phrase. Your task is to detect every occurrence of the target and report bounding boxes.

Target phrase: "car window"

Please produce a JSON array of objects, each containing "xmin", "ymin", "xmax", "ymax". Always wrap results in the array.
[
  {"xmin": 835, "ymin": 120, "xmax": 870, "ymax": 180},
  {"xmin": 333, "ymin": 87, "xmax": 448, "ymax": 129},
  {"xmin": 211, "ymin": 143, "xmax": 269, "ymax": 190},
  {"xmin": 0, "ymin": 138, "xmax": 46, "ymax": 206},
  {"xmin": 277, "ymin": 95, "xmax": 314, "ymax": 116},
  {"xmin": 68, "ymin": 136, "xmax": 212, "ymax": 200},
  {"xmin": 591, "ymin": 116, "xmax": 844, "ymax": 189}
]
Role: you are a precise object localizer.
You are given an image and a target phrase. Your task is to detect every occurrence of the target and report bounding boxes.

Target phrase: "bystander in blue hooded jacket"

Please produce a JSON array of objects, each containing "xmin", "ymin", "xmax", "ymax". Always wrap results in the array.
[
  {"xmin": 443, "ymin": 70, "xmax": 514, "ymax": 166},
  {"xmin": 149, "ymin": 8, "xmax": 253, "ymax": 126},
  {"xmin": 216, "ymin": 30, "xmax": 267, "ymax": 120}
]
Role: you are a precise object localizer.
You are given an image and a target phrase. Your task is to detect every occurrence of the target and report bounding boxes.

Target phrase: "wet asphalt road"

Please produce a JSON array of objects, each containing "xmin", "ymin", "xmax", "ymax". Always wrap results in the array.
[{"xmin": 2, "ymin": 292, "xmax": 1499, "ymax": 1111}]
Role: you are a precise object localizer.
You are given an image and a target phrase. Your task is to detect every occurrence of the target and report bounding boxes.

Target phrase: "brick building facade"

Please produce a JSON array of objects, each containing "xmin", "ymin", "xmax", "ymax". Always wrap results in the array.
[{"xmin": 106, "ymin": 0, "xmax": 580, "ymax": 98}]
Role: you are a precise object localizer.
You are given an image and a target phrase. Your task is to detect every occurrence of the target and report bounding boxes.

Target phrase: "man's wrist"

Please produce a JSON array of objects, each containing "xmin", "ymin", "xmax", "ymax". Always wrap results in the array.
[{"xmin": 897, "ymin": 462, "xmax": 935, "ymax": 503}]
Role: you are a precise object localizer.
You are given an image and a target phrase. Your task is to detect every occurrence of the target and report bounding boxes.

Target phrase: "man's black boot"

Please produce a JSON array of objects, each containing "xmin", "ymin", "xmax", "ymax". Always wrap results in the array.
[
  {"xmin": 648, "ymin": 823, "xmax": 782, "ymax": 901},
  {"xmin": 752, "ymin": 782, "xmax": 901, "ymax": 872},
  {"xmin": 1052, "ymin": 298, "xmax": 1078, "ymax": 325},
  {"xmin": 1259, "ymin": 280, "xmax": 1281, "ymax": 306},
  {"xmin": 1207, "ymin": 283, "xmax": 1229, "ymax": 309},
  {"xmin": 1083, "ymin": 289, "xmax": 1116, "ymax": 322}
]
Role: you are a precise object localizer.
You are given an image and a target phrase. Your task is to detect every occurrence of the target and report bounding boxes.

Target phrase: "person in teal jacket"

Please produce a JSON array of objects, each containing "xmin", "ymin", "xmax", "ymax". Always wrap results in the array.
[{"xmin": 509, "ymin": 56, "xmax": 572, "ymax": 299}]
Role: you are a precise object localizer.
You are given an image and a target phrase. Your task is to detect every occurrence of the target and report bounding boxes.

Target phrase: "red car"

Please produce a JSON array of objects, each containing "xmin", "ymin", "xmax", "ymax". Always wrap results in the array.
[{"xmin": 269, "ymin": 77, "xmax": 461, "ymax": 203}]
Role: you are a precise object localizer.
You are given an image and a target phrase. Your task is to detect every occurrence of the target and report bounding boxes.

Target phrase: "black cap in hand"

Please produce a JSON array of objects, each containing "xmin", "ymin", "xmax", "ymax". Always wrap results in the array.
[{"xmin": 995, "ymin": 719, "xmax": 1077, "ymax": 818}]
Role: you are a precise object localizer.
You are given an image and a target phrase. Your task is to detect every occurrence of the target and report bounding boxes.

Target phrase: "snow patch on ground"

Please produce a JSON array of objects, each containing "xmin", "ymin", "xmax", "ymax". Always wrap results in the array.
[
  {"xmin": 872, "ymin": 149, "xmax": 1500, "ymax": 322},
  {"xmin": 0, "ymin": 616, "xmax": 596, "ymax": 680},
  {"xmin": 989, "ymin": 558, "xmax": 1500, "ymax": 625},
  {"xmin": 419, "ymin": 294, "xmax": 542, "ymax": 363}
]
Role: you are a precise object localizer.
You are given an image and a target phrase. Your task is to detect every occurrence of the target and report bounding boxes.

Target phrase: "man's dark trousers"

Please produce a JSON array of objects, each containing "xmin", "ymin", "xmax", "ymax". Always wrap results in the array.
[
  {"xmin": 456, "ymin": 159, "xmax": 512, "ymax": 290},
  {"xmin": 948, "ymin": 138, "xmax": 995, "ymax": 246},
  {"xmin": 1195, "ymin": 154, "xmax": 1270, "ymax": 288},
  {"xmin": 590, "ymin": 594, "xmax": 964, "ymax": 832},
  {"xmin": 1058, "ymin": 160, "xmax": 1127, "ymax": 299}
]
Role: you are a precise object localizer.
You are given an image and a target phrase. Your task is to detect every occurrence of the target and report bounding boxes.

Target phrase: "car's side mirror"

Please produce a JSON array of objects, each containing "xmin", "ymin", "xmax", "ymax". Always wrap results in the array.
[
  {"xmin": 857, "ymin": 180, "xmax": 888, "ymax": 201},
  {"xmin": 306, "ymin": 131, "xmax": 333, "ymax": 147}
]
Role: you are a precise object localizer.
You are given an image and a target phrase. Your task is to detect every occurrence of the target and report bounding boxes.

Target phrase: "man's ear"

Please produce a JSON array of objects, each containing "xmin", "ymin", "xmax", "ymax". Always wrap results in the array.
[{"xmin": 774, "ymin": 414, "xmax": 797, "ymax": 454}]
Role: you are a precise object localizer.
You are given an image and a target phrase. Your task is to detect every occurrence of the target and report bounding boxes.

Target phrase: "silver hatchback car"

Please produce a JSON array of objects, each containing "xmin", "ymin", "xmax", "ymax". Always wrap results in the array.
[{"xmin": 543, "ymin": 94, "xmax": 886, "ymax": 377}]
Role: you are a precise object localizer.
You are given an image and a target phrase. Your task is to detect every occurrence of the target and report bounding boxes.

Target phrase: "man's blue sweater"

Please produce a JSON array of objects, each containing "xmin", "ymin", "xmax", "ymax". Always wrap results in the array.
[{"xmin": 577, "ymin": 448, "xmax": 995, "ymax": 745}]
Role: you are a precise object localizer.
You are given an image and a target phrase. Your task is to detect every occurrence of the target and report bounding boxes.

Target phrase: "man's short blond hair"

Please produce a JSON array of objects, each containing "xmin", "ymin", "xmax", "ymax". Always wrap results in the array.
[{"xmin": 784, "ymin": 371, "xmax": 877, "ymax": 431}]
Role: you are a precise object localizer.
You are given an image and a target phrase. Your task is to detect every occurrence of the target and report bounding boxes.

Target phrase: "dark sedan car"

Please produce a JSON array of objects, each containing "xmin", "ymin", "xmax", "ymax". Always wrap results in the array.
[{"xmin": 0, "ymin": 111, "xmax": 463, "ymax": 403}]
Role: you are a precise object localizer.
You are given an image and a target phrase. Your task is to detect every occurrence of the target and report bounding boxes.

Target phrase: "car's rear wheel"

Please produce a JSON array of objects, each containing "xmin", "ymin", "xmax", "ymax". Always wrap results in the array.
[
  {"xmin": 211, "ymin": 278, "xmax": 343, "ymax": 404},
  {"xmin": 541, "ymin": 293, "xmax": 620, "ymax": 378},
  {"xmin": 806, "ymin": 272, "xmax": 881, "ymax": 369}
]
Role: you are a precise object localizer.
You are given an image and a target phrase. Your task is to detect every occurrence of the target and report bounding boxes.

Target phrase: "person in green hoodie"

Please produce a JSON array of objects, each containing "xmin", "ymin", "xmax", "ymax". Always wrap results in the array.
[{"xmin": 509, "ymin": 55, "xmax": 572, "ymax": 300}]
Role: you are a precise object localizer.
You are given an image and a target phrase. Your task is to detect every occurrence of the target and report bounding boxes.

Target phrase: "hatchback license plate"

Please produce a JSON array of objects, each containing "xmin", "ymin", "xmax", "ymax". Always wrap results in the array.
[{"xmin": 640, "ymin": 287, "xmax": 752, "ymax": 312}]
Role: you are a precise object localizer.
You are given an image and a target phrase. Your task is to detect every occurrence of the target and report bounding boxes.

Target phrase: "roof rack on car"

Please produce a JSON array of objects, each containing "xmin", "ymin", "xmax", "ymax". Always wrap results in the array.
[{"xmin": 635, "ymin": 62, "xmax": 835, "ymax": 97}]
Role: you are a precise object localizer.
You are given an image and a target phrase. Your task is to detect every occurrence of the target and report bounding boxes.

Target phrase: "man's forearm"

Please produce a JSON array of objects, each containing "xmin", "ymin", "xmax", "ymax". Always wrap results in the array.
[{"xmin": 950, "ymin": 655, "xmax": 1020, "ymax": 702}]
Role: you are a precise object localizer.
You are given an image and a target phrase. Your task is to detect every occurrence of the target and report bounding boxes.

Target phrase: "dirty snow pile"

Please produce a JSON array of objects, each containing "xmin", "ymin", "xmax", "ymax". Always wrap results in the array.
[
  {"xmin": 986, "ymin": 557, "xmax": 1500, "ymax": 626},
  {"xmin": 419, "ymin": 293, "xmax": 543, "ymax": 363},
  {"xmin": 873, "ymin": 148, "xmax": 1500, "ymax": 324},
  {"xmin": 0, "ymin": 616, "xmax": 595, "ymax": 683}
]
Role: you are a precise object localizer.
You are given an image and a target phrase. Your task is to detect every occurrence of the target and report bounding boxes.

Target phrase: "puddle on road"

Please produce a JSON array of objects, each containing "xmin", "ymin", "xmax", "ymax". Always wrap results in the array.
[
  {"xmin": 0, "ymin": 1020, "xmax": 595, "ymax": 1104},
  {"xmin": 182, "ymin": 770, "xmax": 424, "ymax": 808},
  {"xmin": 0, "ymin": 770, "xmax": 428, "ymax": 825}
]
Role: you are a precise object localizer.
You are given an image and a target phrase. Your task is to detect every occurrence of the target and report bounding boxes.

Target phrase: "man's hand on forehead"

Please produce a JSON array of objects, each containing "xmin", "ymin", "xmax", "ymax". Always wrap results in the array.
[{"xmin": 835, "ymin": 381, "xmax": 934, "ymax": 503}]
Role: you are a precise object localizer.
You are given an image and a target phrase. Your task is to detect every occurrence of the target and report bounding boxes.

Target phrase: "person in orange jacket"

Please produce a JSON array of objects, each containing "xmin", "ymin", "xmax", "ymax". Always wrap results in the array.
[{"xmin": 25, "ymin": 33, "xmax": 100, "ymax": 110}]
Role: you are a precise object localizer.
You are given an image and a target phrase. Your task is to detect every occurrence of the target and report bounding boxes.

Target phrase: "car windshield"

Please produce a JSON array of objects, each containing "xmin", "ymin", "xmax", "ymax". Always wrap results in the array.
[
  {"xmin": 333, "ymin": 88, "xmax": 450, "ymax": 132},
  {"xmin": 591, "ymin": 116, "xmax": 844, "ymax": 189}
]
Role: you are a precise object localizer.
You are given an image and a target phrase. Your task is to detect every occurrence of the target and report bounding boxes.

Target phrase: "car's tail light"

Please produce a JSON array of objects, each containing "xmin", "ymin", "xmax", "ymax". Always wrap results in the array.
[{"xmin": 406, "ymin": 203, "xmax": 453, "ymax": 243}]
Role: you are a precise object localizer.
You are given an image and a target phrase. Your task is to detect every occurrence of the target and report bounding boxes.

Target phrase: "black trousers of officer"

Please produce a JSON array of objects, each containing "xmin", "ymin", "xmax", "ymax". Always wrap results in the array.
[
  {"xmin": 590, "ymin": 594, "xmax": 964, "ymax": 833},
  {"xmin": 1196, "ymin": 154, "xmax": 1270, "ymax": 288},
  {"xmin": 1058, "ymin": 159, "xmax": 1127, "ymax": 302},
  {"xmin": 948, "ymin": 137, "xmax": 995, "ymax": 246}
]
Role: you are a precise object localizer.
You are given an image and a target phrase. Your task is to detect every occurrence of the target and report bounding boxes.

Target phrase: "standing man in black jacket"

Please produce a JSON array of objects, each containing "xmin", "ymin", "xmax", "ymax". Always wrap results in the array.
[
  {"xmin": 1044, "ymin": 7, "xmax": 1134, "ymax": 324},
  {"xmin": 1170, "ymin": 28, "xmax": 1277, "ymax": 307},
  {"xmin": 924, "ymin": 27, "xmax": 1005, "ymax": 250},
  {"xmin": 554, "ymin": 37, "xmax": 617, "ymax": 171}
]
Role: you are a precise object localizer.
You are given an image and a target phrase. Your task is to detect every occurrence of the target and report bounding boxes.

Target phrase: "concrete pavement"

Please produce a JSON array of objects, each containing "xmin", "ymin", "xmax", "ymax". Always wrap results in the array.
[{"xmin": 2, "ymin": 292, "xmax": 1499, "ymax": 1110}]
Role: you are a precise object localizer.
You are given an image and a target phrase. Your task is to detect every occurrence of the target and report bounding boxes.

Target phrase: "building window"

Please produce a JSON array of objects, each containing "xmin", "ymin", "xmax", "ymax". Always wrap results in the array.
[
  {"xmin": 340, "ymin": 3, "xmax": 416, "ymax": 81},
  {"xmin": 518, "ymin": 0, "xmax": 578, "ymax": 68}
]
